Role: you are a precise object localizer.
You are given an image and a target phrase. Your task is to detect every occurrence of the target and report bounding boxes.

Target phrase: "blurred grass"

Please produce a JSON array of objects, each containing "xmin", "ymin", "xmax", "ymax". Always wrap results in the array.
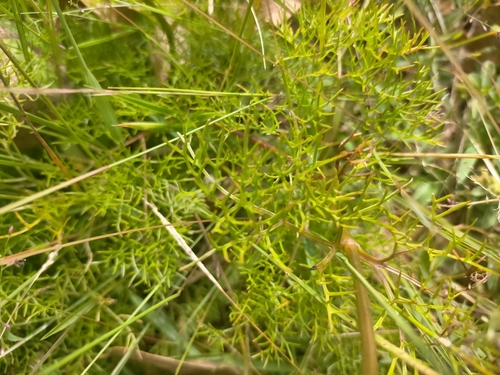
[{"xmin": 0, "ymin": 0, "xmax": 500, "ymax": 374}]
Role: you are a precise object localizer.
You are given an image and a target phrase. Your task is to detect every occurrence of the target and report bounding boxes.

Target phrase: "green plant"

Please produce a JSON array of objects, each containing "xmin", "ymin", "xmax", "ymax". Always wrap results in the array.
[{"xmin": 0, "ymin": 1, "xmax": 499, "ymax": 374}]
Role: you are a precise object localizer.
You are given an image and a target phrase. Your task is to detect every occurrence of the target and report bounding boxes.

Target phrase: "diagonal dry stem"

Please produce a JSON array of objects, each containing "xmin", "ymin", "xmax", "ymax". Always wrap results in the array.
[{"xmin": 144, "ymin": 199, "xmax": 303, "ymax": 374}]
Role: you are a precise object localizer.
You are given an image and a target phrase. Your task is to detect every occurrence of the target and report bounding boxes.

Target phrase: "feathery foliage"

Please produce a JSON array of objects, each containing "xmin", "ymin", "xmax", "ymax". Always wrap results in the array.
[{"xmin": 0, "ymin": 1, "xmax": 499, "ymax": 374}]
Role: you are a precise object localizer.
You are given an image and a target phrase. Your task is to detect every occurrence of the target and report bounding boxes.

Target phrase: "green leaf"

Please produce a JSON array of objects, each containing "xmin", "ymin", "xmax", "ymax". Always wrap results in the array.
[
  {"xmin": 114, "ymin": 122, "xmax": 181, "ymax": 132},
  {"xmin": 41, "ymin": 300, "xmax": 96, "ymax": 340},
  {"xmin": 457, "ymin": 145, "xmax": 477, "ymax": 183},
  {"xmin": 51, "ymin": 0, "xmax": 122, "ymax": 142},
  {"xmin": 7, "ymin": 329, "xmax": 24, "ymax": 342}
]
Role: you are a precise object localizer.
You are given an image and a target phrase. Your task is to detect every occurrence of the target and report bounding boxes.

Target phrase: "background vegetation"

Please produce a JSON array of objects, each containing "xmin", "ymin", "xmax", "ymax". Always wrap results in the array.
[{"xmin": 1, "ymin": 0, "xmax": 500, "ymax": 374}]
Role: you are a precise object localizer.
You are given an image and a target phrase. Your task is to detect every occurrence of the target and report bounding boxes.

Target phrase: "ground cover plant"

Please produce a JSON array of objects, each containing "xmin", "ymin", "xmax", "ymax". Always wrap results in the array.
[{"xmin": 1, "ymin": 0, "xmax": 500, "ymax": 374}]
